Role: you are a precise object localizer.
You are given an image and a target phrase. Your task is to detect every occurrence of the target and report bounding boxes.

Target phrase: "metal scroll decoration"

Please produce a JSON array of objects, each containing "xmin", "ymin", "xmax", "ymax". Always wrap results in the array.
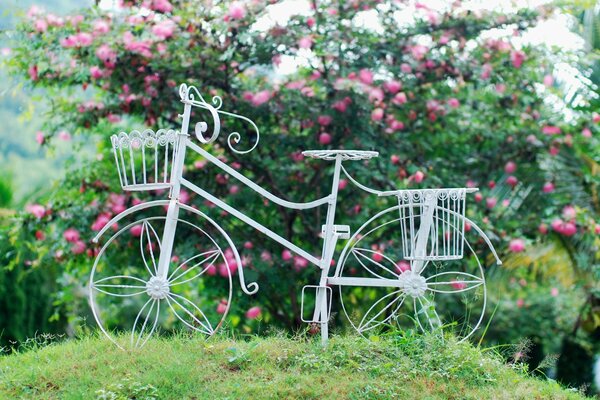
[
  {"xmin": 179, "ymin": 83, "xmax": 260, "ymax": 154},
  {"xmin": 90, "ymin": 81, "xmax": 502, "ymax": 349}
]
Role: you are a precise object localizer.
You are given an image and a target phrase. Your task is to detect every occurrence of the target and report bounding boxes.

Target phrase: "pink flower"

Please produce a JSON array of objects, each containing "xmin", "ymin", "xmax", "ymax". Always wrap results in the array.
[
  {"xmin": 76, "ymin": 32, "xmax": 93, "ymax": 47},
  {"xmin": 447, "ymin": 98, "xmax": 460, "ymax": 108},
  {"xmin": 338, "ymin": 179, "xmax": 348, "ymax": 190},
  {"xmin": 35, "ymin": 131, "xmax": 44, "ymax": 145},
  {"xmin": 400, "ymin": 63, "xmax": 412, "ymax": 73},
  {"xmin": 372, "ymin": 252, "xmax": 383, "ymax": 262},
  {"xmin": 542, "ymin": 182, "xmax": 554, "ymax": 193},
  {"xmin": 551, "ymin": 287, "xmax": 559, "ymax": 297},
  {"xmin": 410, "ymin": 45, "xmax": 428, "ymax": 60},
  {"xmin": 510, "ymin": 50, "xmax": 526, "ymax": 68},
  {"xmin": 216, "ymin": 300, "xmax": 228, "ymax": 314},
  {"xmin": 307, "ymin": 17, "xmax": 315, "ymax": 28},
  {"xmin": 317, "ymin": 115, "xmax": 332, "ymax": 126},
  {"xmin": 152, "ymin": 19, "xmax": 176, "ymax": 39},
  {"xmin": 282, "ymin": 249, "xmax": 293, "ymax": 261},
  {"xmin": 506, "ymin": 176, "xmax": 518, "ymax": 188},
  {"xmin": 391, "ymin": 155, "xmax": 400, "ymax": 164},
  {"xmin": 319, "ymin": 132, "xmax": 332, "ymax": 145},
  {"xmin": 411, "ymin": 171, "xmax": 425, "ymax": 183},
  {"xmin": 396, "ymin": 261, "xmax": 411, "ymax": 274},
  {"xmin": 96, "ymin": 44, "xmax": 117, "ymax": 64},
  {"xmin": 57, "ymin": 130, "xmax": 71, "ymax": 141},
  {"xmin": 582, "ymin": 127, "xmax": 592, "ymax": 138},
  {"xmin": 508, "ymin": 238, "xmax": 525, "ymax": 253},
  {"xmin": 368, "ymin": 87, "xmax": 384, "ymax": 103},
  {"xmin": 107, "ymin": 114, "xmax": 121, "ymax": 124},
  {"xmin": 594, "ymin": 112, "xmax": 600, "ymax": 123},
  {"xmin": 562, "ymin": 205, "xmax": 576, "ymax": 220},
  {"xmin": 92, "ymin": 214, "xmax": 111, "ymax": 231},
  {"xmin": 562, "ymin": 222, "xmax": 577, "ymax": 236},
  {"xmin": 504, "ymin": 161, "xmax": 516, "ymax": 174},
  {"xmin": 71, "ymin": 240, "xmax": 86, "ymax": 255},
  {"xmin": 516, "ymin": 298, "xmax": 525, "ymax": 308},
  {"xmin": 298, "ymin": 36, "xmax": 313, "ymax": 49},
  {"xmin": 332, "ymin": 99, "xmax": 349, "ymax": 112},
  {"xmin": 228, "ymin": 2, "xmax": 246, "ymax": 20},
  {"xmin": 123, "ymin": 32, "xmax": 152, "ymax": 58},
  {"xmin": 371, "ymin": 108, "xmax": 384, "ymax": 121},
  {"xmin": 392, "ymin": 92, "xmax": 407, "ymax": 105},
  {"xmin": 384, "ymin": 80, "xmax": 402, "ymax": 94},
  {"xmin": 358, "ymin": 69, "xmax": 373, "ymax": 85},
  {"xmin": 130, "ymin": 224, "xmax": 143, "ymax": 237},
  {"xmin": 542, "ymin": 125, "xmax": 561, "ymax": 135},
  {"xmin": 246, "ymin": 306, "xmax": 262, "ymax": 319},
  {"xmin": 152, "ymin": 0, "xmax": 173, "ymax": 13},
  {"xmin": 93, "ymin": 19, "xmax": 110, "ymax": 34},
  {"xmin": 90, "ymin": 66, "xmax": 103, "ymax": 79},
  {"xmin": 63, "ymin": 228, "xmax": 80, "ymax": 243},
  {"xmin": 26, "ymin": 204, "xmax": 46, "ymax": 219},
  {"xmin": 34, "ymin": 19, "xmax": 48, "ymax": 33},
  {"xmin": 28, "ymin": 65, "xmax": 38, "ymax": 81},
  {"xmin": 481, "ymin": 63, "xmax": 492, "ymax": 79},
  {"xmin": 261, "ymin": 250, "xmax": 272, "ymax": 262},
  {"xmin": 451, "ymin": 280, "xmax": 467, "ymax": 290},
  {"xmin": 251, "ymin": 90, "xmax": 271, "ymax": 106},
  {"xmin": 538, "ymin": 223, "xmax": 548, "ymax": 234},
  {"xmin": 293, "ymin": 256, "xmax": 309, "ymax": 271},
  {"xmin": 486, "ymin": 197, "xmax": 497, "ymax": 209},
  {"xmin": 543, "ymin": 74, "xmax": 554, "ymax": 87}
]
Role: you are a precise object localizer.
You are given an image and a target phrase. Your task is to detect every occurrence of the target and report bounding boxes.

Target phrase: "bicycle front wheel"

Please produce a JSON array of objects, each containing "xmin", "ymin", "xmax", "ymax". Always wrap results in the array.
[{"xmin": 89, "ymin": 206, "xmax": 236, "ymax": 349}]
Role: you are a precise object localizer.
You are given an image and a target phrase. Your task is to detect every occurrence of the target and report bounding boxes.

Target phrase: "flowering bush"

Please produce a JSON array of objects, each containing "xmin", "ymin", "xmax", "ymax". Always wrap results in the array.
[{"xmin": 3, "ymin": 0, "xmax": 600, "ymax": 344}]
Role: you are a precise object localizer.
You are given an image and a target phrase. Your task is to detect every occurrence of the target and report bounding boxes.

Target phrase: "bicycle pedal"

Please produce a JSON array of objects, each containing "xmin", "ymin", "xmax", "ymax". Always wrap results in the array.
[{"xmin": 321, "ymin": 224, "xmax": 350, "ymax": 239}]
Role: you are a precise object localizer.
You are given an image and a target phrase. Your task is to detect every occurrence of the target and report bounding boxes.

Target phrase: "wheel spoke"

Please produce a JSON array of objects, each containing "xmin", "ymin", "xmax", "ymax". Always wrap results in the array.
[
  {"xmin": 92, "ymin": 275, "xmax": 147, "ymax": 297},
  {"xmin": 426, "ymin": 271, "xmax": 484, "ymax": 293},
  {"xmin": 140, "ymin": 220, "xmax": 161, "ymax": 277},
  {"xmin": 358, "ymin": 291, "xmax": 406, "ymax": 333},
  {"xmin": 168, "ymin": 250, "xmax": 221, "ymax": 286},
  {"xmin": 167, "ymin": 293, "xmax": 213, "ymax": 335},
  {"xmin": 131, "ymin": 298, "xmax": 160, "ymax": 348},
  {"xmin": 415, "ymin": 295, "xmax": 442, "ymax": 332},
  {"xmin": 351, "ymin": 248, "xmax": 399, "ymax": 280}
]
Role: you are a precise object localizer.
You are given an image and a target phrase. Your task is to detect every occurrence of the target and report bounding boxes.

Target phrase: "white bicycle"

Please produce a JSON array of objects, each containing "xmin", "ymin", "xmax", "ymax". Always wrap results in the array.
[{"xmin": 89, "ymin": 83, "xmax": 501, "ymax": 349}]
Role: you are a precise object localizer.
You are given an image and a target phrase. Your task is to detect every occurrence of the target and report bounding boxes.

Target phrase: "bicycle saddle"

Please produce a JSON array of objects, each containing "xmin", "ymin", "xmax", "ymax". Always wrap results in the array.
[{"xmin": 302, "ymin": 150, "xmax": 379, "ymax": 161}]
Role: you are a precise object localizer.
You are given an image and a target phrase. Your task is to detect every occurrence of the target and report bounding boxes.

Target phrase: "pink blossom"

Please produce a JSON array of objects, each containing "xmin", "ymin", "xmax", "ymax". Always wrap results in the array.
[
  {"xmin": 396, "ymin": 261, "xmax": 411, "ymax": 274},
  {"xmin": 130, "ymin": 224, "xmax": 143, "ymax": 237},
  {"xmin": 35, "ymin": 131, "xmax": 44, "ymax": 145},
  {"xmin": 96, "ymin": 44, "xmax": 117, "ymax": 65},
  {"xmin": 384, "ymin": 80, "xmax": 402, "ymax": 94},
  {"xmin": 400, "ymin": 63, "xmax": 412, "ymax": 73},
  {"xmin": 474, "ymin": 193, "xmax": 483, "ymax": 203},
  {"xmin": 318, "ymin": 115, "xmax": 332, "ymax": 126},
  {"xmin": 391, "ymin": 155, "xmax": 400, "ymax": 164},
  {"xmin": 107, "ymin": 114, "xmax": 121, "ymax": 123},
  {"xmin": 282, "ymin": 249, "xmax": 293, "ymax": 261},
  {"xmin": 410, "ymin": 45, "xmax": 428, "ymax": 60},
  {"xmin": 504, "ymin": 161, "xmax": 517, "ymax": 174},
  {"xmin": 551, "ymin": 287, "xmax": 559, "ymax": 297},
  {"xmin": 246, "ymin": 306, "xmax": 262, "ymax": 319},
  {"xmin": 35, "ymin": 230, "xmax": 45, "ymax": 241},
  {"xmin": 46, "ymin": 14, "xmax": 64, "ymax": 27},
  {"xmin": 516, "ymin": 299, "xmax": 525, "ymax": 308},
  {"xmin": 451, "ymin": 280, "xmax": 467, "ymax": 290},
  {"xmin": 307, "ymin": 17, "xmax": 315, "ymax": 28},
  {"xmin": 481, "ymin": 63, "xmax": 492, "ymax": 79},
  {"xmin": 582, "ymin": 127, "xmax": 592, "ymax": 138},
  {"xmin": 506, "ymin": 176, "xmax": 518, "ymax": 188},
  {"xmin": 26, "ymin": 204, "xmax": 46, "ymax": 219},
  {"xmin": 542, "ymin": 125, "xmax": 561, "ymax": 135},
  {"xmin": 319, "ymin": 132, "xmax": 332, "ymax": 145},
  {"xmin": 538, "ymin": 223, "xmax": 548, "ymax": 234},
  {"xmin": 510, "ymin": 50, "xmax": 526, "ymax": 68},
  {"xmin": 338, "ymin": 179, "xmax": 348, "ymax": 190},
  {"xmin": 123, "ymin": 32, "xmax": 152, "ymax": 58},
  {"xmin": 298, "ymin": 36, "xmax": 313, "ymax": 49},
  {"xmin": 447, "ymin": 98, "xmax": 460, "ymax": 108},
  {"xmin": 562, "ymin": 205, "xmax": 576, "ymax": 220},
  {"xmin": 332, "ymin": 97, "xmax": 351, "ymax": 112},
  {"xmin": 57, "ymin": 130, "xmax": 71, "ymax": 141},
  {"xmin": 90, "ymin": 66, "xmax": 103, "ymax": 79},
  {"xmin": 368, "ymin": 87, "xmax": 384, "ymax": 103},
  {"xmin": 251, "ymin": 90, "xmax": 271, "ymax": 106},
  {"xmin": 392, "ymin": 92, "xmax": 407, "ymax": 105},
  {"xmin": 372, "ymin": 252, "xmax": 383, "ymax": 262},
  {"xmin": 27, "ymin": 5, "xmax": 43, "ymax": 19},
  {"xmin": 71, "ymin": 240, "xmax": 86, "ymax": 255},
  {"xmin": 76, "ymin": 32, "xmax": 93, "ymax": 47},
  {"xmin": 371, "ymin": 108, "xmax": 384, "ymax": 121},
  {"xmin": 93, "ymin": 19, "xmax": 110, "ymax": 34},
  {"xmin": 327, "ymin": 8, "xmax": 337, "ymax": 16},
  {"xmin": 92, "ymin": 214, "xmax": 111, "ymax": 231},
  {"xmin": 358, "ymin": 69, "xmax": 373, "ymax": 85},
  {"xmin": 411, "ymin": 171, "xmax": 425, "ymax": 183},
  {"xmin": 508, "ymin": 238, "xmax": 525, "ymax": 253},
  {"xmin": 152, "ymin": 0, "xmax": 173, "ymax": 13},
  {"xmin": 68, "ymin": 15, "xmax": 84, "ymax": 26},
  {"xmin": 293, "ymin": 256, "xmax": 309, "ymax": 271},
  {"xmin": 543, "ymin": 74, "xmax": 554, "ymax": 87},
  {"xmin": 561, "ymin": 222, "xmax": 577, "ymax": 236},
  {"xmin": 594, "ymin": 113, "xmax": 600, "ymax": 123},
  {"xmin": 228, "ymin": 2, "xmax": 246, "ymax": 20},
  {"xmin": 542, "ymin": 182, "xmax": 554, "ymax": 193},
  {"xmin": 216, "ymin": 300, "xmax": 228, "ymax": 314},
  {"xmin": 28, "ymin": 65, "xmax": 38, "ymax": 81},
  {"xmin": 486, "ymin": 197, "xmax": 497, "ymax": 209},
  {"xmin": 63, "ymin": 228, "xmax": 80, "ymax": 243},
  {"xmin": 595, "ymin": 224, "xmax": 600, "ymax": 234},
  {"xmin": 261, "ymin": 250, "xmax": 272, "ymax": 262},
  {"xmin": 34, "ymin": 19, "xmax": 48, "ymax": 33},
  {"xmin": 152, "ymin": 19, "xmax": 176, "ymax": 39}
]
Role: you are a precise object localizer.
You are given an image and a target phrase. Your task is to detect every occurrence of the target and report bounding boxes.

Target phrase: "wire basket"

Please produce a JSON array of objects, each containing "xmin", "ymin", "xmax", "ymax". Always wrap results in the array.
[
  {"xmin": 395, "ymin": 188, "xmax": 471, "ymax": 261},
  {"xmin": 111, "ymin": 129, "xmax": 178, "ymax": 191}
]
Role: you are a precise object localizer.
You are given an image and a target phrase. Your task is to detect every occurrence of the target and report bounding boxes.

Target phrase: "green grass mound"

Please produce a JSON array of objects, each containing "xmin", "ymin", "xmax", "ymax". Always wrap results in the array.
[{"xmin": 0, "ymin": 332, "xmax": 587, "ymax": 399}]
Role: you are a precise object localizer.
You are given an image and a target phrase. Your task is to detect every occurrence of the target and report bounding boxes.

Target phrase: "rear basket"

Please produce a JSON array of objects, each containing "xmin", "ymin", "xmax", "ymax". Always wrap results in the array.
[{"xmin": 111, "ymin": 129, "xmax": 178, "ymax": 191}]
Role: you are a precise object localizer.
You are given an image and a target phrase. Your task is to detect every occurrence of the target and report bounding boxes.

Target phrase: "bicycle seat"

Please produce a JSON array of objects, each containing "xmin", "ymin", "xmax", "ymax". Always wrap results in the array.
[{"xmin": 302, "ymin": 149, "xmax": 379, "ymax": 161}]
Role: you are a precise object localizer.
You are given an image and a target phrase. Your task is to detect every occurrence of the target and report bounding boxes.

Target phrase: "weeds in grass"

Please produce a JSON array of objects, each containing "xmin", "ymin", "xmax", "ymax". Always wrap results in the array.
[{"xmin": 95, "ymin": 377, "xmax": 158, "ymax": 400}]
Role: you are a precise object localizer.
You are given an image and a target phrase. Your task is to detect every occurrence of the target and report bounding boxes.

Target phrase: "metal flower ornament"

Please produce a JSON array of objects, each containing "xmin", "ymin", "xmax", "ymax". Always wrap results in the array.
[{"xmin": 89, "ymin": 83, "xmax": 501, "ymax": 349}]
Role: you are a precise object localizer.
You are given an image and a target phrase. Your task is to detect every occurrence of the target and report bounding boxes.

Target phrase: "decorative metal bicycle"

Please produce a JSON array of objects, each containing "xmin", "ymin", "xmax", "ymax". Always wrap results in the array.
[{"xmin": 89, "ymin": 83, "xmax": 501, "ymax": 349}]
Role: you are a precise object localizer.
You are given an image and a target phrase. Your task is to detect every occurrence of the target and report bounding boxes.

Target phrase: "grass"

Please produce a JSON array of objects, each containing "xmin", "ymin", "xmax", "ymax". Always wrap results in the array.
[{"xmin": 0, "ymin": 331, "xmax": 588, "ymax": 400}]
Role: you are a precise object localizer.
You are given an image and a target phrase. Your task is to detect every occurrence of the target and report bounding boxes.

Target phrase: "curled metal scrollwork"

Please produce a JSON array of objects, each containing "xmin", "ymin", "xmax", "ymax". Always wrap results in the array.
[{"xmin": 179, "ymin": 83, "xmax": 260, "ymax": 154}]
